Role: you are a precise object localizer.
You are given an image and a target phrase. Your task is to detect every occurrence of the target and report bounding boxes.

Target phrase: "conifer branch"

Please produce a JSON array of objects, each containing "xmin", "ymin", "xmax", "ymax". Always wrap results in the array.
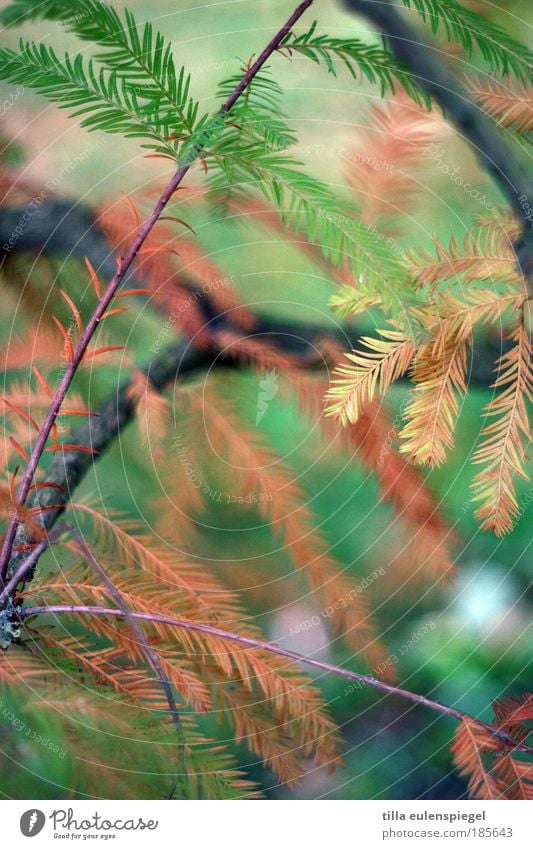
[
  {"xmin": 2, "ymin": 0, "xmax": 530, "ymax": 799},
  {"xmin": 20, "ymin": 603, "xmax": 533, "ymax": 757},
  {"xmin": 343, "ymin": 0, "xmax": 533, "ymax": 291},
  {"xmin": 0, "ymin": 0, "xmax": 316, "ymax": 585}
]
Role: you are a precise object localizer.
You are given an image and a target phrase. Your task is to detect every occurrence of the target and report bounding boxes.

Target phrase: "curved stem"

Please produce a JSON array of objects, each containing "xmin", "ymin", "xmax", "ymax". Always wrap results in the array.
[{"xmin": 22, "ymin": 603, "xmax": 533, "ymax": 757}]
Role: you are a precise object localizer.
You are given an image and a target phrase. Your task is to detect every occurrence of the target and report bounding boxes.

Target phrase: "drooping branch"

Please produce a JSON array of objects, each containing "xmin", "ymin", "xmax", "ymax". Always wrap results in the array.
[
  {"xmin": 21, "ymin": 603, "xmax": 533, "ymax": 757},
  {"xmin": 343, "ymin": 0, "xmax": 533, "ymax": 290},
  {"xmin": 67, "ymin": 529, "xmax": 182, "ymax": 734},
  {"xmin": 0, "ymin": 0, "xmax": 316, "ymax": 582}
]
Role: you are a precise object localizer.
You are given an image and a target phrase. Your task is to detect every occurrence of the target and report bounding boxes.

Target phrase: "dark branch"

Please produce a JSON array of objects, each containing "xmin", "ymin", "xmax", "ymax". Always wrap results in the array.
[
  {"xmin": 343, "ymin": 0, "xmax": 533, "ymax": 291},
  {"xmin": 0, "ymin": 197, "xmax": 507, "ymax": 386}
]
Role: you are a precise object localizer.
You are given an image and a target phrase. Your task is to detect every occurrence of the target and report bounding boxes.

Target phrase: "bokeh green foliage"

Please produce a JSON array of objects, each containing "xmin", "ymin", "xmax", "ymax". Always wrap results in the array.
[{"xmin": 0, "ymin": 0, "xmax": 531, "ymax": 799}]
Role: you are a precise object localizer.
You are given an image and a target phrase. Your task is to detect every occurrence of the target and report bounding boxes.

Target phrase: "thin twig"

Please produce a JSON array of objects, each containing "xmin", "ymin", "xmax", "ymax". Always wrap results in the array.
[
  {"xmin": 21, "ymin": 603, "xmax": 533, "ymax": 757},
  {"xmin": 0, "ymin": 0, "xmax": 316, "ymax": 583},
  {"xmin": 222, "ymin": 0, "xmax": 315, "ymax": 111},
  {"xmin": 66, "ymin": 529, "xmax": 182, "ymax": 733}
]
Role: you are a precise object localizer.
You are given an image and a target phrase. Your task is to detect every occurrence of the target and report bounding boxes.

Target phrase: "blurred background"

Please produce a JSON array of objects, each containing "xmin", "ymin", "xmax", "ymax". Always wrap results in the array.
[{"xmin": 0, "ymin": 0, "xmax": 531, "ymax": 799}]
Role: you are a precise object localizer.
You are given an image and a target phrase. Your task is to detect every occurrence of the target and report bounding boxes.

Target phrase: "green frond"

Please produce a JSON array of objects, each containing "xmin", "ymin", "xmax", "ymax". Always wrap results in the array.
[
  {"xmin": 0, "ymin": 0, "xmax": 67, "ymax": 26},
  {"xmin": 208, "ymin": 136, "xmax": 418, "ymax": 312},
  {"xmin": 279, "ymin": 21, "xmax": 430, "ymax": 108},
  {"xmin": 406, "ymin": 227, "xmax": 522, "ymax": 290},
  {"xmin": 399, "ymin": 334, "xmax": 468, "ymax": 466},
  {"xmin": 400, "ymin": 0, "xmax": 532, "ymax": 81},
  {"xmin": 0, "ymin": 40, "xmax": 180, "ymax": 157},
  {"xmin": 0, "ymin": 1, "xmax": 203, "ymax": 150}
]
